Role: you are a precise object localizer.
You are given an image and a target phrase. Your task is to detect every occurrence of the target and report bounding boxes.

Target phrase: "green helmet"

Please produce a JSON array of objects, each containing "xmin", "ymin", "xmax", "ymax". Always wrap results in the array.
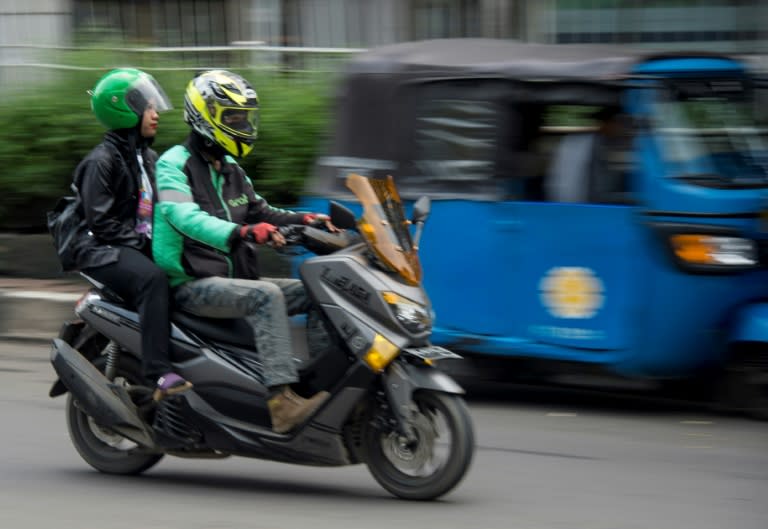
[{"xmin": 90, "ymin": 68, "xmax": 172, "ymax": 130}]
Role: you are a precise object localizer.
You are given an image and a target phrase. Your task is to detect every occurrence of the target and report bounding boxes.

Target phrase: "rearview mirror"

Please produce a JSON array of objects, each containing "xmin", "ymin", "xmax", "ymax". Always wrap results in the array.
[
  {"xmin": 412, "ymin": 196, "xmax": 431, "ymax": 225},
  {"xmin": 330, "ymin": 201, "xmax": 357, "ymax": 230}
]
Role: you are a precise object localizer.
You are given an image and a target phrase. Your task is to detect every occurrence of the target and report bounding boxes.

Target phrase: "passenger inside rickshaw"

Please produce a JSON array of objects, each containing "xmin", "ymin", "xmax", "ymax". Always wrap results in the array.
[
  {"xmin": 506, "ymin": 104, "xmax": 635, "ymax": 205},
  {"xmin": 545, "ymin": 106, "xmax": 633, "ymax": 204}
]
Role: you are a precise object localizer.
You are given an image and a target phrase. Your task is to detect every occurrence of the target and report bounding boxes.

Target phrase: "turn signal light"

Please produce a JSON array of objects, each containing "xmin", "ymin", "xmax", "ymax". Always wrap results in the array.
[{"xmin": 363, "ymin": 334, "xmax": 400, "ymax": 372}]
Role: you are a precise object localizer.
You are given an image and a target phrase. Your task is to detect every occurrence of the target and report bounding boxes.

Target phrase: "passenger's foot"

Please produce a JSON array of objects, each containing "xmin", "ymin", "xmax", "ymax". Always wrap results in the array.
[
  {"xmin": 152, "ymin": 372, "xmax": 193, "ymax": 402},
  {"xmin": 267, "ymin": 387, "xmax": 330, "ymax": 434}
]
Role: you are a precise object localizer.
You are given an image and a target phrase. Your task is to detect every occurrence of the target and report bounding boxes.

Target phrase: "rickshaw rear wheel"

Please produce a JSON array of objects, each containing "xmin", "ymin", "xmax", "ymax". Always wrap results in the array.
[{"xmin": 717, "ymin": 346, "xmax": 768, "ymax": 421}]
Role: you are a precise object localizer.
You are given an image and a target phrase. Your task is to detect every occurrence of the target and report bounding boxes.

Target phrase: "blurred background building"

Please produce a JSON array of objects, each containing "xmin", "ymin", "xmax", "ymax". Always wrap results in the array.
[
  {"xmin": 0, "ymin": 0, "xmax": 766, "ymax": 267},
  {"xmin": 2, "ymin": 0, "xmax": 767, "ymax": 91}
]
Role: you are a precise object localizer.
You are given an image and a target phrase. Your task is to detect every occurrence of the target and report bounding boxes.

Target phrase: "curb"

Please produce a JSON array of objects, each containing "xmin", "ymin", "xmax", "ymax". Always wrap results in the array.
[{"xmin": 0, "ymin": 239, "xmax": 295, "ymax": 343}]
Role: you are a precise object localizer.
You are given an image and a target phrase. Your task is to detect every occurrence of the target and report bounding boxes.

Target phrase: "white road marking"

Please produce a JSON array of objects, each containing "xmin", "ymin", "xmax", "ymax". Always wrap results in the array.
[{"xmin": 0, "ymin": 290, "xmax": 81, "ymax": 302}]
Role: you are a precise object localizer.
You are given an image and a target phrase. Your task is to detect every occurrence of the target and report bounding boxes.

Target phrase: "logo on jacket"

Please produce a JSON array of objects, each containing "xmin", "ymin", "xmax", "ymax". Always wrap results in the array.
[
  {"xmin": 228, "ymin": 194, "xmax": 248, "ymax": 207},
  {"xmin": 539, "ymin": 267, "xmax": 604, "ymax": 319}
]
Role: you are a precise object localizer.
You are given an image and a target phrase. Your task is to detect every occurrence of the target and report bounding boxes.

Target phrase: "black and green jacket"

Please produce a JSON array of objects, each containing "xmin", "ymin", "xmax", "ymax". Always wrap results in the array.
[{"xmin": 153, "ymin": 134, "xmax": 305, "ymax": 287}]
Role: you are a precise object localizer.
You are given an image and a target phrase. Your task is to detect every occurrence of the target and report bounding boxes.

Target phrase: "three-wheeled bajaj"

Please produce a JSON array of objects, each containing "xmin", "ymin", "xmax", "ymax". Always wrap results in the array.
[{"xmin": 300, "ymin": 38, "xmax": 768, "ymax": 416}]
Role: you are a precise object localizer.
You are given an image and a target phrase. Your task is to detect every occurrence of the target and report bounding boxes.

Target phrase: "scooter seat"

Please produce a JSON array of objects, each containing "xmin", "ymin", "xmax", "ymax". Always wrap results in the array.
[{"xmin": 171, "ymin": 311, "xmax": 255, "ymax": 348}]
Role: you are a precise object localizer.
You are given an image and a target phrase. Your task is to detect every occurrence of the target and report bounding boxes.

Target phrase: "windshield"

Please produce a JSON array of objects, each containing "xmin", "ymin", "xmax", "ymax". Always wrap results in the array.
[
  {"xmin": 125, "ymin": 75, "xmax": 173, "ymax": 115},
  {"xmin": 649, "ymin": 78, "xmax": 768, "ymax": 187},
  {"xmin": 346, "ymin": 173, "xmax": 422, "ymax": 285}
]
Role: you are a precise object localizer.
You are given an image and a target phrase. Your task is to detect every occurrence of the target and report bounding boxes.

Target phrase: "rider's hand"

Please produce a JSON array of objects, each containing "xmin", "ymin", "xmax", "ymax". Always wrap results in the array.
[
  {"xmin": 303, "ymin": 213, "xmax": 340, "ymax": 233},
  {"xmin": 239, "ymin": 223, "xmax": 277, "ymax": 244}
]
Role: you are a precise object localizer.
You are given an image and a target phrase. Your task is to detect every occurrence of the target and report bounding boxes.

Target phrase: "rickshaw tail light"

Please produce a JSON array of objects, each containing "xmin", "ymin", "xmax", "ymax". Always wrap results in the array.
[{"xmin": 670, "ymin": 235, "xmax": 757, "ymax": 266}]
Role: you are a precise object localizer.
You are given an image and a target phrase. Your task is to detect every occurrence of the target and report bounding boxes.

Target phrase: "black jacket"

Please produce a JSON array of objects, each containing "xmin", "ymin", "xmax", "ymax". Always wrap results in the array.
[{"xmin": 70, "ymin": 130, "xmax": 158, "ymax": 270}]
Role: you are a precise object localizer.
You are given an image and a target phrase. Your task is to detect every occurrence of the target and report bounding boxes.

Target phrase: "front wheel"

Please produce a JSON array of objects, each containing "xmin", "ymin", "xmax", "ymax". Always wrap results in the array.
[
  {"xmin": 66, "ymin": 354, "xmax": 163, "ymax": 474},
  {"xmin": 364, "ymin": 391, "xmax": 474, "ymax": 500}
]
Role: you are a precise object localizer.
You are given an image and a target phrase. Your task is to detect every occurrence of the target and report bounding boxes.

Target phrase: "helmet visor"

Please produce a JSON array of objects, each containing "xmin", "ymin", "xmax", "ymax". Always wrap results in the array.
[
  {"xmin": 219, "ymin": 107, "xmax": 259, "ymax": 139},
  {"xmin": 125, "ymin": 76, "xmax": 173, "ymax": 115}
]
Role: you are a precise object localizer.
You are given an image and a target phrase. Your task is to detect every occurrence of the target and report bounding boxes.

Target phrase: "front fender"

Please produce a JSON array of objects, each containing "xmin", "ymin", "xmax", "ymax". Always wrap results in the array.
[
  {"xmin": 382, "ymin": 361, "xmax": 464, "ymax": 434},
  {"xmin": 730, "ymin": 303, "xmax": 768, "ymax": 343},
  {"xmin": 385, "ymin": 361, "xmax": 464, "ymax": 398}
]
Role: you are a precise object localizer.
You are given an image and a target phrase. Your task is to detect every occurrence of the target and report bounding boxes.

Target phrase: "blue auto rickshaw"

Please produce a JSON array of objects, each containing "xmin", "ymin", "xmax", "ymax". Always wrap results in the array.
[{"xmin": 300, "ymin": 39, "xmax": 768, "ymax": 416}]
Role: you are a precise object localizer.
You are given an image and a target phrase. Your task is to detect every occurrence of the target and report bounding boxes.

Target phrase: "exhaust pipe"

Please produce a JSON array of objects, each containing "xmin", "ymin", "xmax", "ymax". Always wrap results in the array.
[{"xmin": 50, "ymin": 339, "xmax": 156, "ymax": 448}]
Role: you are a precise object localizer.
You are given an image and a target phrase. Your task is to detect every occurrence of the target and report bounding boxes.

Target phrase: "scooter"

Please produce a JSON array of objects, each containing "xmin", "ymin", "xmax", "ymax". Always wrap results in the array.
[{"xmin": 48, "ymin": 173, "xmax": 474, "ymax": 501}]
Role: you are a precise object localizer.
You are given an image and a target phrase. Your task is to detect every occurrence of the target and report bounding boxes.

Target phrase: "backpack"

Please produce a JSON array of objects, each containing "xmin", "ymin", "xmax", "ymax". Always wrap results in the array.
[
  {"xmin": 45, "ymin": 188, "xmax": 83, "ymax": 272},
  {"xmin": 46, "ymin": 142, "xmax": 122, "ymax": 273}
]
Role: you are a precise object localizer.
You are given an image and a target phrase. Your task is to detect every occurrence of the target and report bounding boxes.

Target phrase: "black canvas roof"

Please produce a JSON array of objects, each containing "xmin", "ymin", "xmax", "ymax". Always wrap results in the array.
[
  {"xmin": 344, "ymin": 38, "xmax": 737, "ymax": 81},
  {"xmin": 307, "ymin": 39, "xmax": 748, "ymax": 200}
]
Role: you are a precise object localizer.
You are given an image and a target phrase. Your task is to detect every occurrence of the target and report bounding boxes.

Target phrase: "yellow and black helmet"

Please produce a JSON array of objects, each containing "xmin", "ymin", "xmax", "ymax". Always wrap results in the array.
[{"xmin": 183, "ymin": 70, "xmax": 259, "ymax": 158}]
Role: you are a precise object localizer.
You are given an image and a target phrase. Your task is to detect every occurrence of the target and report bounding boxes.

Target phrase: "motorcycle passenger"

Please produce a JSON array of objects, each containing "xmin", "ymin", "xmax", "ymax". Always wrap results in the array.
[
  {"xmin": 70, "ymin": 68, "xmax": 192, "ymax": 401},
  {"xmin": 153, "ymin": 70, "xmax": 334, "ymax": 434}
]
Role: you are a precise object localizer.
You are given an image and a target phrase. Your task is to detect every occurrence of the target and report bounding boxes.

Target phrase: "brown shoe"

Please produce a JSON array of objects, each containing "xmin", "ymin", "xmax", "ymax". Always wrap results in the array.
[{"xmin": 267, "ymin": 387, "xmax": 330, "ymax": 434}]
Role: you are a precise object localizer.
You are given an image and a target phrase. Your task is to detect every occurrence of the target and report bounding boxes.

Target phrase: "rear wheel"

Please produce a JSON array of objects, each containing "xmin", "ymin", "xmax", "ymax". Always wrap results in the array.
[
  {"xmin": 66, "ymin": 354, "xmax": 163, "ymax": 474},
  {"xmin": 719, "ymin": 367, "xmax": 768, "ymax": 421},
  {"xmin": 364, "ymin": 391, "xmax": 474, "ymax": 500}
]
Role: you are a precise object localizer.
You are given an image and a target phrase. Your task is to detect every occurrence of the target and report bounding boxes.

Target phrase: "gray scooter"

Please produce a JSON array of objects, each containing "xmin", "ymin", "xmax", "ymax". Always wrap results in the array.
[{"xmin": 48, "ymin": 173, "xmax": 474, "ymax": 501}]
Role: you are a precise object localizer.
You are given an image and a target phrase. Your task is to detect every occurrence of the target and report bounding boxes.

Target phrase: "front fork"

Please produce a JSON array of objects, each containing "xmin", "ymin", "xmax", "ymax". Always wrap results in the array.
[{"xmin": 381, "ymin": 359, "xmax": 464, "ymax": 441}]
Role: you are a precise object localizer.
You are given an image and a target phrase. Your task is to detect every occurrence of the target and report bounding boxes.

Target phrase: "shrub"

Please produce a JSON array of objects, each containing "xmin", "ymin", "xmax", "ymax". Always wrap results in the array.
[{"xmin": 0, "ymin": 63, "xmax": 333, "ymax": 231}]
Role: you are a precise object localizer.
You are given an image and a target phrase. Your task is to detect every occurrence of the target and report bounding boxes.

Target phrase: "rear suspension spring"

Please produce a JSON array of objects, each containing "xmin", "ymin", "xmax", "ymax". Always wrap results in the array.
[{"xmin": 104, "ymin": 341, "xmax": 122, "ymax": 381}]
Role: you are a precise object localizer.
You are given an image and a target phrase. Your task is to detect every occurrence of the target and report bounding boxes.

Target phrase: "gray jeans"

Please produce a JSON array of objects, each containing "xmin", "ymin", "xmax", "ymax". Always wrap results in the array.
[{"xmin": 174, "ymin": 276, "xmax": 312, "ymax": 388}]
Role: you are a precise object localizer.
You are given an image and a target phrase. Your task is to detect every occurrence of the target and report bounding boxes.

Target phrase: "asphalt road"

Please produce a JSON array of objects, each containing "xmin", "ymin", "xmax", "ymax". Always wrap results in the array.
[{"xmin": 1, "ymin": 339, "xmax": 767, "ymax": 529}]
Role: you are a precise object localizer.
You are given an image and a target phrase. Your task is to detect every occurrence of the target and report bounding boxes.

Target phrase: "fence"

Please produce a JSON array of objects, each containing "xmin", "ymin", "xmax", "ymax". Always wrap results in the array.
[{"xmin": 0, "ymin": 42, "xmax": 367, "ymax": 94}]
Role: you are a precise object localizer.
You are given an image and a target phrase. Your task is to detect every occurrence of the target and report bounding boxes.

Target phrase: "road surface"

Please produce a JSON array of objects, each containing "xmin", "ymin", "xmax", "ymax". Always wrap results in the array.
[{"xmin": 1, "ymin": 340, "xmax": 766, "ymax": 529}]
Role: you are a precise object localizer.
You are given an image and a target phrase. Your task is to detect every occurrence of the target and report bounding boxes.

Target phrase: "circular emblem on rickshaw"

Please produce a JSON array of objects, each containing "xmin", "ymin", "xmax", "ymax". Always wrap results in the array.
[{"xmin": 539, "ymin": 267, "xmax": 604, "ymax": 319}]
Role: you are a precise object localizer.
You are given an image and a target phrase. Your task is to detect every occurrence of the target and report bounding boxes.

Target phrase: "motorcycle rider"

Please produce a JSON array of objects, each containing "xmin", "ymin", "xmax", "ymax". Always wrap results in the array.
[
  {"xmin": 152, "ymin": 70, "xmax": 334, "ymax": 434},
  {"xmin": 69, "ymin": 68, "xmax": 192, "ymax": 401}
]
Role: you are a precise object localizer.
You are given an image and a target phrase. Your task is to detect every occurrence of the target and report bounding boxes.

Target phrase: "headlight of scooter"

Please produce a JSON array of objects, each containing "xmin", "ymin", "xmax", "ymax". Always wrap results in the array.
[
  {"xmin": 669, "ymin": 235, "xmax": 757, "ymax": 269},
  {"xmin": 381, "ymin": 292, "xmax": 432, "ymax": 333}
]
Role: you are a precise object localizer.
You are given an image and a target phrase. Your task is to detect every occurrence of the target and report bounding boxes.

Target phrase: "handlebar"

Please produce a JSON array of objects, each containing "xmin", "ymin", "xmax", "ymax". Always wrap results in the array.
[{"xmin": 273, "ymin": 224, "xmax": 360, "ymax": 255}]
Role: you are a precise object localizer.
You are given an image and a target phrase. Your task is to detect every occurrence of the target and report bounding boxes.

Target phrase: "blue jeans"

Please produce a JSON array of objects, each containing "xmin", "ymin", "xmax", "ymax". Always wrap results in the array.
[{"xmin": 174, "ymin": 276, "xmax": 311, "ymax": 388}]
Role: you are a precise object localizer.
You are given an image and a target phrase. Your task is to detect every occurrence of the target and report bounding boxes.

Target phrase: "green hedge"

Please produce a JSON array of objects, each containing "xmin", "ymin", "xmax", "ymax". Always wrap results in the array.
[{"xmin": 0, "ymin": 66, "xmax": 333, "ymax": 231}]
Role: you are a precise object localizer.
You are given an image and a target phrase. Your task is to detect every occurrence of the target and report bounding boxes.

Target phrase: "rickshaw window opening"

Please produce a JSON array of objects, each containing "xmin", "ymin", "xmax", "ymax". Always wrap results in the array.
[
  {"xmin": 418, "ymin": 117, "xmax": 494, "ymax": 129},
  {"xmin": 649, "ymin": 79, "xmax": 768, "ymax": 186},
  {"xmin": 413, "ymin": 96, "xmax": 499, "ymax": 187}
]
